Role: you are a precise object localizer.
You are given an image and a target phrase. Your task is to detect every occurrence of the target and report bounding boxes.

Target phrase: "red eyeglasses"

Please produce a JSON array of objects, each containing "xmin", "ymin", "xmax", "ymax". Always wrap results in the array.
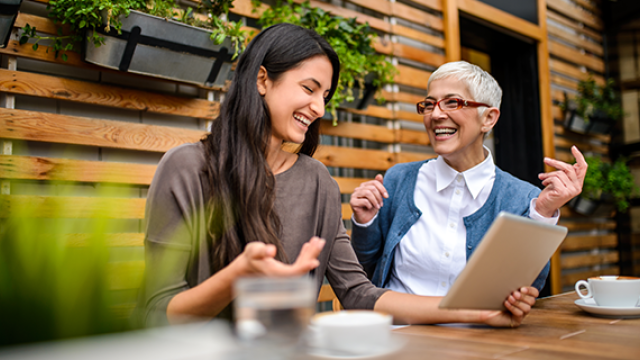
[{"xmin": 416, "ymin": 98, "xmax": 491, "ymax": 115}]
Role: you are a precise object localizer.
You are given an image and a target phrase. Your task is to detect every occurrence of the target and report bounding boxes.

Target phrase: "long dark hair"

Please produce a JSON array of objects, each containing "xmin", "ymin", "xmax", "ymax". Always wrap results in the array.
[{"xmin": 202, "ymin": 23, "xmax": 340, "ymax": 271}]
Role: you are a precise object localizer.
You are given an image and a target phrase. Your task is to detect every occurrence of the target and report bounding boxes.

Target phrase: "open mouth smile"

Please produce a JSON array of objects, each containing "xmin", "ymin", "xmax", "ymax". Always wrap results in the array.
[{"xmin": 294, "ymin": 114, "xmax": 311, "ymax": 127}]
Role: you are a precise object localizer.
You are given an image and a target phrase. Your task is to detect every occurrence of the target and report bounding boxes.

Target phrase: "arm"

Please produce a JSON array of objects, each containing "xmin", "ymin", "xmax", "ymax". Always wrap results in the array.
[{"xmin": 374, "ymin": 287, "xmax": 539, "ymax": 327}]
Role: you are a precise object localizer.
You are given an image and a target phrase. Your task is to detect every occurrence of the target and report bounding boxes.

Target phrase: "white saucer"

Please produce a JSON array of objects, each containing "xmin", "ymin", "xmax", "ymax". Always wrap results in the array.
[
  {"xmin": 306, "ymin": 336, "xmax": 406, "ymax": 359},
  {"xmin": 574, "ymin": 299, "xmax": 640, "ymax": 318}
]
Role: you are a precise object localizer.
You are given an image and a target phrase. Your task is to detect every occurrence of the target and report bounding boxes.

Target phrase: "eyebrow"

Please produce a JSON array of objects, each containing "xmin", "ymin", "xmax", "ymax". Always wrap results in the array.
[{"xmin": 426, "ymin": 93, "xmax": 464, "ymax": 100}]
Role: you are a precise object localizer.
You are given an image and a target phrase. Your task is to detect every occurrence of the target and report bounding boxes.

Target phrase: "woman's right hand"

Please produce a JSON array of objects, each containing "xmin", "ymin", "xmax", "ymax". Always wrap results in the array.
[
  {"xmin": 235, "ymin": 236, "xmax": 326, "ymax": 277},
  {"xmin": 349, "ymin": 174, "xmax": 389, "ymax": 224}
]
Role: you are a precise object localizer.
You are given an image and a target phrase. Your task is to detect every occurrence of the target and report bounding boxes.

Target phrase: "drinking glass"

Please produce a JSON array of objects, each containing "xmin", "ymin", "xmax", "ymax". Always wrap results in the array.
[{"xmin": 234, "ymin": 276, "xmax": 315, "ymax": 359}]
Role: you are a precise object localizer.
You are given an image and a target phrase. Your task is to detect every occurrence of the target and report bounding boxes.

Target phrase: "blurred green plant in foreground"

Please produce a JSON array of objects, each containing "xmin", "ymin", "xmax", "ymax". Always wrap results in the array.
[{"xmin": 0, "ymin": 188, "xmax": 139, "ymax": 347}]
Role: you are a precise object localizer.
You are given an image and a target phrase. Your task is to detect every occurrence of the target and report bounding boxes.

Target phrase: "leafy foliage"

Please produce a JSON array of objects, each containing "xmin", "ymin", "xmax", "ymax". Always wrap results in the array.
[
  {"xmin": 582, "ymin": 156, "xmax": 638, "ymax": 212},
  {"xmin": 19, "ymin": 0, "xmax": 247, "ymax": 61},
  {"xmin": 573, "ymin": 77, "xmax": 624, "ymax": 123},
  {"xmin": 254, "ymin": 0, "xmax": 397, "ymax": 121}
]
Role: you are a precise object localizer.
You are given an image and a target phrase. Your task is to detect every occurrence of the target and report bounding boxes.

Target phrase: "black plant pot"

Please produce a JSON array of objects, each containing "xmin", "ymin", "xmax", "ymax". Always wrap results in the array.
[
  {"xmin": 563, "ymin": 101, "xmax": 613, "ymax": 135},
  {"xmin": 568, "ymin": 194, "xmax": 615, "ymax": 217},
  {"xmin": 84, "ymin": 10, "xmax": 236, "ymax": 87},
  {"xmin": 339, "ymin": 73, "xmax": 377, "ymax": 110},
  {"xmin": 0, "ymin": 0, "xmax": 22, "ymax": 48}
]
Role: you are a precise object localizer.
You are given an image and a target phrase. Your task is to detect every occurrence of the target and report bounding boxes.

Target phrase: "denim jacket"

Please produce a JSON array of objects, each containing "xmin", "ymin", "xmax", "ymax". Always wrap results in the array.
[{"xmin": 350, "ymin": 159, "xmax": 550, "ymax": 292}]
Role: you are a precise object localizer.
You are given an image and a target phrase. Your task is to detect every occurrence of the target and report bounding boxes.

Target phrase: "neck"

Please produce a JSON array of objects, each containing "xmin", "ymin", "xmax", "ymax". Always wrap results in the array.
[
  {"xmin": 266, "ymin": 137, "xmax": 292, "ymax": 175},
  {"xmin": 443, "ymin": 143, "xmax": 488, "ymax": 173}
]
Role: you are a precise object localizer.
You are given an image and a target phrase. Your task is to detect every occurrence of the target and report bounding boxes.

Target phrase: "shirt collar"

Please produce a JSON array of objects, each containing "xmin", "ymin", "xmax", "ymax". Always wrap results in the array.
[{"xmin": 435, "ymin": 146, "xmax": 495, "ymax": 199}]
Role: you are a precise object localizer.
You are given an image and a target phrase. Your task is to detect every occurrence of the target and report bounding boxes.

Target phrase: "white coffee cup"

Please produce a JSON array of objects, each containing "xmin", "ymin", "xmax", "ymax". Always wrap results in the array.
[
  {"xmin": 309, "ymin": 310, "xmax": 392, "ymax": 356},
  {"xmin": 575, "ymin": 276, "xmax": 640, "ymax": 307}
]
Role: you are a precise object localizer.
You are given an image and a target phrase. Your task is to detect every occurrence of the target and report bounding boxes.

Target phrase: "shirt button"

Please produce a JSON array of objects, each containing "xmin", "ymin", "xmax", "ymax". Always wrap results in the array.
[
  {"xmin": 441, "ymin": 281, "xmax": 447, "ymax": 287},
  {"xmin": 455, "ymin": 189, "xmax": 461, "ymax": 195},
  {"xmin": 445, "ymin": 252, "xmax": 450, "ymax": 257},
  {"xmin": 449, "ymin": 223, "xmax": 455, "ymax": 228}
]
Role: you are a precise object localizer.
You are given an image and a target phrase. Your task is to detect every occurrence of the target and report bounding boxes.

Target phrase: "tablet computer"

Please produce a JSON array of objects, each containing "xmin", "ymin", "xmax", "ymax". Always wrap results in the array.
[{"xmin": 439, "ymin": 212, "xmax": 568, "ymax": 311}]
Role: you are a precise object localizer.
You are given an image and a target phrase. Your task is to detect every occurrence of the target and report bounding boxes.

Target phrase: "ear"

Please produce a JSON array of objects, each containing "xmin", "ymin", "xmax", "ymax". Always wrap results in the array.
[
  {"xmin": 257, "ymin": 66, "xmax": 269, "ymax": 96},
  {"xmin": 481, "ymin": 107, "xmax": 500, "ymax": 133}
]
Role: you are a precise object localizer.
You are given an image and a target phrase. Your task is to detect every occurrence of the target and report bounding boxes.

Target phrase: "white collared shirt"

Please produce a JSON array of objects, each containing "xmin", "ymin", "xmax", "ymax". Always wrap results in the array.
[{"xmin": 355, "ymin": 148, "xmax": 558, "ymax": 296}]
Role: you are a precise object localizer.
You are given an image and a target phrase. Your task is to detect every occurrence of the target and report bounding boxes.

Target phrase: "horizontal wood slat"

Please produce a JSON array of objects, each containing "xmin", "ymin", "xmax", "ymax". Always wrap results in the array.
[
  {"xmin": 549, "ymin": 40, "xmax": 605, "ymax": 73},
  {"xmin": 334, "ymin": 177, "xmax": 369, "ymax": 194},
  {"xmin": 319, "ymin": 120, "xmax": 394, "ymax": 143},
  {"xmin": 561, "ymin": 234, "xmax": 618, "ymax": 251},
  {"xmin": 554, "ymin": 124, "xmax": 611, "ymax": 143},
  {"xmin": 549, "ymin": 59, "xmax": 604, "ymax": 85},
  {"xmin": 108, "ymin": 261, "xmax": 145, "ymax": 291},
  {"xmin": 292, "ymin": 0, "xmax": 391, "ymax": 33},
  {"xmin": 0, "ymin": 195, "xmax": 146, "ymax": 219},
  {"xmin": 403, "ymin": 0, "xmax": 442, "ymax": 12},
  {"xmin": 546, "ymin": 10, "xmax": 603, "ymax": 43},
  {"xmin": 391, "ymin": 24, "xmax": 445, "ymax": 49},
  {"xmin": 396, "ymin": 128, "xmax": 429, "ymax": 145},
  {"xmin": 392, "ymin": 43, "xmax": 446, "ymax": 68},
  {"xmin": 391, "ymin": 1, "xmax": 443, "ymax": 31},
  {"xmin": 382, "ymin": 90, "xmax": 426, "ymax": 105},
  {"xmin": 546, "ymin": 0, "xmax": 603, "ymax": 30},
  {"xmin": 395, "ymin": 64, "xmax": 431, "ymax": 90},
  {"xmin": 342, "ymin": 105, "xmax": 395, "ymax": 120},
  {"xmin": 395, "ymin": 109, "xmax": 424, "ymax": 123},
  {"xmin": 562, "ymin": 267, "xmax": 620, "ymax": 287},
  {"xmin": 395, "ymin": 152, "xmax": 435, "ymax": 164},
  {"xmin": 0, "ymin": 108, "xmax": 205, "ymax": 152},
  {"xmin": 314, "ymin": 145, "xmax": 394, "ymax": 171},
  {"xmin": 551, "ymin": 73, "xmax": 578, "ymax": 91},
  {"xmin": 547, "ymin": 25, "xmax": 603, "ymax": 56},
  {"xmin": 15, "ymin": 12, "xmax": 71, "ymax": 36},
  {"xmin": 554, "ymin": 136, "xmax": 608, "ymax": 154},
  {"xmin": 559, "ymin": 220, "xmax": 616, "ymax": 232},
  {"xmin": 65, "ymin": 233, "xmax": 145, "ymax": 247},
  {"xmin": 0, "ymin": 69, "xmax": 219, "ymax": 119},
  {"xmin": 0, "ymin": 155, "xmax": 157, "ymax": 185},
  {"xmin": 561, "ymin": 251, "xmax": 619, "ymax": 269}
]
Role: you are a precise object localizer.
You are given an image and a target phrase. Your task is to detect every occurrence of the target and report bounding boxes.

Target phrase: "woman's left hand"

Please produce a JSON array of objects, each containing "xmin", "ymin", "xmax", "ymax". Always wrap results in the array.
[
  {"xmin": 536, "ymin": 146, "xmax": 588, "ymax": 217},
  {"xmin": 481, "ymin": 286, "xmax": 539, "ymax": 328}
]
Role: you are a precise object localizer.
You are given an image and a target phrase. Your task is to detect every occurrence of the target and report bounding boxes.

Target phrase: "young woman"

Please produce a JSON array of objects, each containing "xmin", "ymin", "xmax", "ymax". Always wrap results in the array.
[{"xmin": 138, "ymin": 25, "xmax": 535, "ymax": 328}]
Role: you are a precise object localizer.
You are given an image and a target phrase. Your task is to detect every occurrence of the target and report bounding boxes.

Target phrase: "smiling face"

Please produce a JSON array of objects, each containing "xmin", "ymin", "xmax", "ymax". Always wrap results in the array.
[
  {"xmin": 257, "ymin": 55, "xmax": 333, "ymax": 146},
  {"xmin": 424, "ymin": 77, "xmax": 500, "ymax": 172}
]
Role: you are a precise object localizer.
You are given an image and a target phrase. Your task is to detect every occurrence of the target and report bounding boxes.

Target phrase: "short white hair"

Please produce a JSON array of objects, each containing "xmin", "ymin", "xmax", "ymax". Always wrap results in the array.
[{"xmin": 427, "ymin": 61, "xmax": 502, "ymax": 114}]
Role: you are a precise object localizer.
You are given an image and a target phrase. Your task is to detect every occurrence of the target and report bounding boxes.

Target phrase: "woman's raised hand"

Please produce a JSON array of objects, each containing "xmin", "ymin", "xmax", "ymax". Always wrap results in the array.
[
  {"xmin": 238, "ymin": 237, "xmax": 325, "ymax": 277},
  {"xmin": 536, "ymin": 146, "xmax": 588, "ymax": 218},
  {"xmin": 349, "ymin": 174, "xmax": 389, "ymax": 224}
]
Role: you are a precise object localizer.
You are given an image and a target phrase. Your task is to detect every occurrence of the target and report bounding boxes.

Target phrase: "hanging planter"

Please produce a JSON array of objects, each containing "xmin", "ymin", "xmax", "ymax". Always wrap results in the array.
[
  {"xmin": 0, "ymin": 0, "xmax": 22, "ymax": 48},
  {"xmin": 84, "ymin": 10, "xmax": 236, "ymax": 87},
  {"xmin": 568, "ymin": 194, "xmax": 615, "ymax": 217},
  {"xmin": 563, "ymin": 99, "xmax": 613, "ymax": 135},
  {"xmin": 339, "ymin": 73, "xmax": 377, "ymax": 110}
]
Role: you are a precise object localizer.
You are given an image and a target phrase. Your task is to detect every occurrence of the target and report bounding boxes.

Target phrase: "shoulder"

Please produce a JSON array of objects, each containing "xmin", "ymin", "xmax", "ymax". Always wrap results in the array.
[
  {"xmin": 494, "ymin": 167, "xmax": 541, "ymax": 196},
  {"xmin": 385, "ymin": 159, "xmax": 429, "ymax": 183},
  {"xmin": 152, "ymin": 142, "xmax": 207, "ymax": 189}
]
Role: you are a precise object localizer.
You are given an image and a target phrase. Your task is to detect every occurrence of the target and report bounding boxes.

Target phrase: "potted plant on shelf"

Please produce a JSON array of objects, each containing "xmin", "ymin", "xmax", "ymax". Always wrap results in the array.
[
  {"xmin": 568, "ymin": 155, "xmax": 638, "ymax": 216},
  {"xmin": 253, "ymin": 0, "xmax": 397, "ymax": 123},
  {"xmin": 561, "ymin": 77, "xmax": 624, "ymax": 135},
  {"xmin": 19, "ymin": 0, "xmax": 247, "ymax": 87}
]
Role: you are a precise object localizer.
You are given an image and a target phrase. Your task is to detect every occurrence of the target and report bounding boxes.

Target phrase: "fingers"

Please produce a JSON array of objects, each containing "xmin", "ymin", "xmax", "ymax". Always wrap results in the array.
[
  {"xmin": 571, "ymin": 146, "xmax": 588, "ymax": 178},
  {"xmin": 292, "ymin": 237, "xmax": 325, "ymax": 272}
]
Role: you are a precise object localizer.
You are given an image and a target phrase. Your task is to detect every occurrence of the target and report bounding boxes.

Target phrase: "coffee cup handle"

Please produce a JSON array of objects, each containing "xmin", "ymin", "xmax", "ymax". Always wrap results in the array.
[{"xmin": 575, "ymin": 280, "xmax": 592, "ymax": 299}]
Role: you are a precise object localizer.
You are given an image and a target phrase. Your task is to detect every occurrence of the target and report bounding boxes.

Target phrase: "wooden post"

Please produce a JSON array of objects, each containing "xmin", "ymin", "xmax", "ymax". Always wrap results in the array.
[{"xmin": 443, "ymin": 0, "xmax": 460, "ymax": 62}]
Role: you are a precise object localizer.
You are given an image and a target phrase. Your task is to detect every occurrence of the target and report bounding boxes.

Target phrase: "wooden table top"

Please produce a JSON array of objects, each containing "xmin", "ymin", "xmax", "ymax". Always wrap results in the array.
[{"xmin": 384, "ymin": 292, "xmax": 640, "ymax": 360}]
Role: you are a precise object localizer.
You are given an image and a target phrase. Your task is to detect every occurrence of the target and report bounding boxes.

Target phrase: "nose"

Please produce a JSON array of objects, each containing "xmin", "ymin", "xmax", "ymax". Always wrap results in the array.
[{"xmin": 310, "ymin": 93, "xmax": 325, "ymax": 118}]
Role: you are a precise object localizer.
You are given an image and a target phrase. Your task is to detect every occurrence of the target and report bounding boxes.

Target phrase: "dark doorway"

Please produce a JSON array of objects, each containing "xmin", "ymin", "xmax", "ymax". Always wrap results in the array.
[
  {"xmin": 460, "ymin": 15, "xmax": 544, "ymax": 189},
  {"xmin": 459, "ymin": 16, "xmax": 549, "ymax": 296}
]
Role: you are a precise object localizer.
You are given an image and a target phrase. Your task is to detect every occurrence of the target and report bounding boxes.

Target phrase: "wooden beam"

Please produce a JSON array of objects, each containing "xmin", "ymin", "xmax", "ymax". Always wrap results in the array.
[
  {"xmin": 0, "ymin": 195, "xmax": 146, "ymax": 219},
  {"xmin": 0, "ymin": 108, "xmax": 205, "ymax": 152},
  {"xmin": 392, "ymin": 43, "xmax": 446, "ymax": 68},
  {"xmin": 548, "ymin": 40, "xmax": 605, "ymax": 73},
  {"xmin": 314, "ymin": 145, "xmax": 395, "ymax": 171},
  {"xmin": 561, "ymin": 234, "xmax": 618, "ymax": 251},
  {"xmin": 395, "ymin": 151, "xmax": 436, "ymax": 164},
  {"xmin": 391, "ymin": 1, "xmax": 444, "ymax": 31},
  {"xmin": 334, "ymin": 177, "xmax": 370, "ymax": 194},
  {"xmin": 391, "ymin": 24, "xmax": 445, "ymax": 49},
  {"xmin": 546, "ymin": 0, "xmax": 603, "ymax": 31},
  {"xmin": 0, "ymin": 155, "xmax": 157, "ymax": 185},
  {"xmin": 457, "ymin": 0, "xmax": 543, "ymax": 41},
  {"xmin": 396, "ymin": 128, "xmax": 430, "ymax": 146},
  {"xmin": 547, "ymin": 25, "xmax": 603, "ymax": 56},
  {"xmin": 0, "ymin": 69, "xmax": 219, "ymax": 119},
  {"xmin": 546, "ymin": 10, "xmax": 602, "ymax": 43},
  {"xmin": 394, "ymin": 64, "xmax": 431, "ymax": 90},
  {"xmin": 319, "ymin": 120, "xmax": 395, "ymax": 143},
  {"xmin": 442, "ymin": 0, "xmax": 460, "ymax": 62}
]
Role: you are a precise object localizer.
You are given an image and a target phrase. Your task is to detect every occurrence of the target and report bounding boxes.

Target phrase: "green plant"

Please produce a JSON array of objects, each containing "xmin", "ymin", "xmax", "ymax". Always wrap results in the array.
[
  {"xmin": 19, "ymin": 0, "xmax": 247, "ymax": 61},
  {"xmin": 582, "ymin": 156, "xmax": 638, "ymax": 212},
  {"xmin": 569, "ymin": 77, "xmax": 624, "ymax": 123},
  {"xmin": 253, "ymin": 0, "xmax": 397, "ymax": 123}
]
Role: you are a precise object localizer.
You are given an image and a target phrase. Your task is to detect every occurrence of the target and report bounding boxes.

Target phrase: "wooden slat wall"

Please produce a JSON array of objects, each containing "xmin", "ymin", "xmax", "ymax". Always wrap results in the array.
[
  {"xmin": 546, "ymin": 0, "xmax": 617, "ymax": 293},
  {"xmin": 1, "ymin": 0, "xmax": 446, "ymax": 314}
]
